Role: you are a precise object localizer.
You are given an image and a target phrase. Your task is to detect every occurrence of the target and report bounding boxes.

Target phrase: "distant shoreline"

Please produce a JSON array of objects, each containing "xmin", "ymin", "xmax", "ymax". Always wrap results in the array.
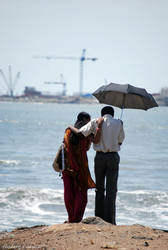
[
  {"xmin": 0, "ymin": 95, "xmax": 98, "ymax": 104},
  {"xmin": 0, "ymin": 94, "xmax": 167, "ymax": 106}
]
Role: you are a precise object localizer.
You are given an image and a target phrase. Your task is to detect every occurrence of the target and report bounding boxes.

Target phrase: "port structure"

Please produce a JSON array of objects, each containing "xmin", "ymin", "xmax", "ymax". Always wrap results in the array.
[
  {"xmin": 44, "ymin": 74, "xmax": 66, "ymax": 96},
  {"xmin": 33, "ymin": 49, "xmax": 97, "ymax": 96},
  {"xmin": 0, "ymin": 65, "xmax": 21, "ymax": 97}
]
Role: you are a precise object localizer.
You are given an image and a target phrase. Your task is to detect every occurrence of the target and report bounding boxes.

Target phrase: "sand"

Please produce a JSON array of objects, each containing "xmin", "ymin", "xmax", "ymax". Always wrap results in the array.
[{"xmin": 0, "ymin": 217, "xmax": 168, "ymax": 250}]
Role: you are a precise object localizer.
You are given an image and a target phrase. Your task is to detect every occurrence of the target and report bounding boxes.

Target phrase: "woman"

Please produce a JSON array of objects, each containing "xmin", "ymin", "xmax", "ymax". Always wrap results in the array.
[{"xmin": 62, "ymin": 112, "xmax": 102, "ymax": 223}]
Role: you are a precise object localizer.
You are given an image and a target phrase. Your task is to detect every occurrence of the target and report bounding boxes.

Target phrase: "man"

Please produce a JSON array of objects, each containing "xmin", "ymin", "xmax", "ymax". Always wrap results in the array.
[{"xmin": 79, "ymin": 106, "xmax": 125, "ymax": 224}]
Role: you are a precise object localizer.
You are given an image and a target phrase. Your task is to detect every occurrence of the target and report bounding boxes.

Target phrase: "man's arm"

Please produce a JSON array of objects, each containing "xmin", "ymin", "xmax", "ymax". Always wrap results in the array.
[
  {"xmin": 79, "ymin": 120, "xmax": 94, "ymax": 137},
  {"xmin": 69, "ymin": 117, "xmax": 103, "ymax": 144},
  {"xmin": 68, "ymin": 126, "xmax": 82, "ymax": 135},
  {"xmin": 92, "ymin": 117, "xmax": 104, "ymax": 144},
  {"xmin": 68, "ymin": 120, "xmax": 93, "ymax": 136}
]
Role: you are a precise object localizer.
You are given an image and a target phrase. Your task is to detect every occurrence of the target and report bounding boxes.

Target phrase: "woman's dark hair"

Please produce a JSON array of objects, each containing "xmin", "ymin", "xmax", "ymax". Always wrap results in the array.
[
  {"xmin": 101, "ymin": 106, "xmax": 114, "ymax": 117},
  {"xmin": 70, "ymin": 112, "xmax": 91, "ymax": 145},
  {"xmin": 74, "ymin": 112, "xmax": 91, "ymax": 129}
]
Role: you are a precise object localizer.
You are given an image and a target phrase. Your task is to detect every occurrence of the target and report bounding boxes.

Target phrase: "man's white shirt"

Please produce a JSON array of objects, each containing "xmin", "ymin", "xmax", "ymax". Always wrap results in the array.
[{"xmin": 79, "ymin": 114, "xmax": 125, "ymax": 152}]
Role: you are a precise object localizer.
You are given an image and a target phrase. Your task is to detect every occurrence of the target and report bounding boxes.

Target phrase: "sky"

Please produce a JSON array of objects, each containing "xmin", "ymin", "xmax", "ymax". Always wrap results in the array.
[{"xmin": 0, "ymin": 0, "xmax": 168, "ymax": 96}]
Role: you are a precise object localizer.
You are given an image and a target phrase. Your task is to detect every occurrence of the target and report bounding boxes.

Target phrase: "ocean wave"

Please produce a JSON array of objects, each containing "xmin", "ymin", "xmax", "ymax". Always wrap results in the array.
[
  {"xmin": 0, "ymin": 119, "xmax": 20, "ymax": 124},
  {"xmin": 0, "ymin": 187, "xmax": 64, "ymax": 214},
  {"xmin": 0, "ymin": 160, "xmax": 21, "ymax": 166},
  {"xmin": 0, "ymin": 187, "xmax": 66, "ymax": 231},
  {"xmin": 117, "ymin": 190, "xmax": 168, "ymax": 229},
  {"xmin": 0, "ymin": 187, "xmax": 168, "ymax": 231},
  {"xmin": 119, "ymin": 190, "xmax": 158, "ymax": 194}
]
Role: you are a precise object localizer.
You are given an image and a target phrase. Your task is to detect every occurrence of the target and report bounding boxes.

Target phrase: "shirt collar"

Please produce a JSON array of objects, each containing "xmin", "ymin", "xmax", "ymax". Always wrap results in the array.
[{"xmin": 103, "ymin": 114, "xmax": 113, "ymax": 119}]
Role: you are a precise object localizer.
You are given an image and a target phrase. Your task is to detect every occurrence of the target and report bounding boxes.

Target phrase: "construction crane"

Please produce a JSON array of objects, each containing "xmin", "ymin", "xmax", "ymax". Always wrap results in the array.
[
  {"xmin": 0, "ymin": 65, "xmax": 21, "ymax": 97},
  {"xmin": 33, "ymin": 49, "xmax": 97, "ymax": 96},
  {"xmin": 44, "ymin": 74, "xmax": 66, "ymax": 96}
]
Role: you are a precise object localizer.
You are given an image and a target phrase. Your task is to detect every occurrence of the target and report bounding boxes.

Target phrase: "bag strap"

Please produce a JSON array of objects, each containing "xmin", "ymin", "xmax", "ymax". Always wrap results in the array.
[
  {"xmin": 61, "ymin": 143, "xmax": 65, "ymax": 171},
  {"xmin": 59, "ymin": 143, "xmax": 65, "ymax": 177}
]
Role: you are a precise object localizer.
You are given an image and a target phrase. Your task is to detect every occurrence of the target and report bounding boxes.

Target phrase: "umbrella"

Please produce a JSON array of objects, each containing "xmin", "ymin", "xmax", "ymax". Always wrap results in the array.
[{"xmin": 92, "ymin": 82, "xmax": 158, "ymax": 119}]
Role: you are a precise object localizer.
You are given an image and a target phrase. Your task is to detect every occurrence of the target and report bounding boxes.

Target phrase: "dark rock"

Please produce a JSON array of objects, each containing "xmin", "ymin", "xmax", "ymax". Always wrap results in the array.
[
  {"xmin": 82, "ymin": 216, "xmax": 109, "ymax": 225},
  {"xmin": 144, "ymin": 241, "xmax": 149, "ymax": 247},
  {"xmin": 132, "ymin": 236, "xmax": 153, "ymax": 240}
]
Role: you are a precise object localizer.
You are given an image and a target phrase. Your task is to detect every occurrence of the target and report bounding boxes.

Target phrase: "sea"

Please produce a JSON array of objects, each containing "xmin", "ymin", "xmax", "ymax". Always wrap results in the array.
[{"xmin": 0, "ymin": 102, "xmax": 168, "ymax": 232}]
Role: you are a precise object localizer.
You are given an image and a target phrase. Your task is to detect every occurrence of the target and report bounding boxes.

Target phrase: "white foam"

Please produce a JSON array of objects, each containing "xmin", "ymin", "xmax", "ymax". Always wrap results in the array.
[
  {"xmin": 119, "ymin": 190, "xmax": 168, "ymax": 195},
  {"xmin": 1, "ymin": 187, "xmax": 168, "ymax": 231},
  {"xmin": 0, "ymin": 160, "xmax": 21, "ymax": 166},
  {"xmin": 0, "ymin": 187, "xmax": 65, "ymax": 216}
]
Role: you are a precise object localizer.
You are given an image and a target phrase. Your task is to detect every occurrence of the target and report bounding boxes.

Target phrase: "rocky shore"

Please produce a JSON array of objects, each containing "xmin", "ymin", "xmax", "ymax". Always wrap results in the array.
[{"xmin": 0, "ymin": 217, "xmax": 168, "ymax": 250}]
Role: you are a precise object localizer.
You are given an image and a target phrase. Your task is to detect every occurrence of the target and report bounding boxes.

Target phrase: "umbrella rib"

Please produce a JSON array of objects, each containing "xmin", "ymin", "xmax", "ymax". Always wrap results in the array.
[
  {"xmin": 122, "ymin": 94, "xmax": 126, "ymax": 108},
  {"xmin": 141, "ymin": 96, "xmax": 148, "ymax": 110}
]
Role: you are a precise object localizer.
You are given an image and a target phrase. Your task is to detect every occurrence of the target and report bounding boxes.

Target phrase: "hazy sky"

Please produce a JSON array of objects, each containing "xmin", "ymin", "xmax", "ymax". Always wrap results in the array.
[{"xmin": 0, "ymin": 0, "xmax": 168, "ymax": 96}]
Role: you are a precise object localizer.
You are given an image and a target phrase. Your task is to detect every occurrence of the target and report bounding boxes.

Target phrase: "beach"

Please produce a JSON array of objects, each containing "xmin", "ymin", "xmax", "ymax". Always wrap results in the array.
[
  {"xmin": 1, "ymin": 103, "xmax": 168, "ymax": 240},
  {"xmin": 0, "ymin": 217, "xmax": 168, "ymax": 250}
]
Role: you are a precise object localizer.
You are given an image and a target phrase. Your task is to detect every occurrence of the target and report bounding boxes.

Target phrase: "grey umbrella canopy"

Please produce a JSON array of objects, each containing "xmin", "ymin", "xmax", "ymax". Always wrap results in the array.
[{"xmin": 92, "ymin": 82, "xmax": 158, "ymax": 111}]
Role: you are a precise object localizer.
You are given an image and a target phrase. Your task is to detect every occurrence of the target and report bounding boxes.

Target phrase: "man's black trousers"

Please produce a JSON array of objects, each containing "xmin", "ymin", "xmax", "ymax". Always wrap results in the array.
[{"xmin": 94, "ymin": 151, "xmax": 120, "ymax": 225}]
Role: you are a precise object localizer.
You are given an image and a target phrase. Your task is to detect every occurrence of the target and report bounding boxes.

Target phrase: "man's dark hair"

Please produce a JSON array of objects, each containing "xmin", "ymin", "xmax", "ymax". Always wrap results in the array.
[{"xmin": 101, "ymin": 106, "xmax": 114, "ymax": 117}]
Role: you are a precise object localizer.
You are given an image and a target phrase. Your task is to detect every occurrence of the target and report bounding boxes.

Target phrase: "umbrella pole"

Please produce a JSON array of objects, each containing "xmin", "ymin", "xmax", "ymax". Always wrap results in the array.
[
  {"xmin": 120, "ymin": 108, "xmax": 124, "ymax": 120},
  {"xmin": 120, "ymin": 94, "xmax": 126, "ymax": 120}
]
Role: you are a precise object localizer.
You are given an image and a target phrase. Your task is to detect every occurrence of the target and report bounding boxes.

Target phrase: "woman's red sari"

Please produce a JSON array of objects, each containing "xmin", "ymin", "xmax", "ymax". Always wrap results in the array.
[
  {"xmin": 62, "ymin": 128, "xmax": 95, "ymax": 222},
  {"xmin": 64, "ymin": 128, "xmax": 95, "ymax": 191}
]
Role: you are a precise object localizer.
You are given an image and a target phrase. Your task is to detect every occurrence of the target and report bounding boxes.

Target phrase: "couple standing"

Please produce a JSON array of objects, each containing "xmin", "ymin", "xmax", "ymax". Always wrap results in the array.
[{"xmin": 62, "ymin": 106, "xmax": 125, "ymax": 225}]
